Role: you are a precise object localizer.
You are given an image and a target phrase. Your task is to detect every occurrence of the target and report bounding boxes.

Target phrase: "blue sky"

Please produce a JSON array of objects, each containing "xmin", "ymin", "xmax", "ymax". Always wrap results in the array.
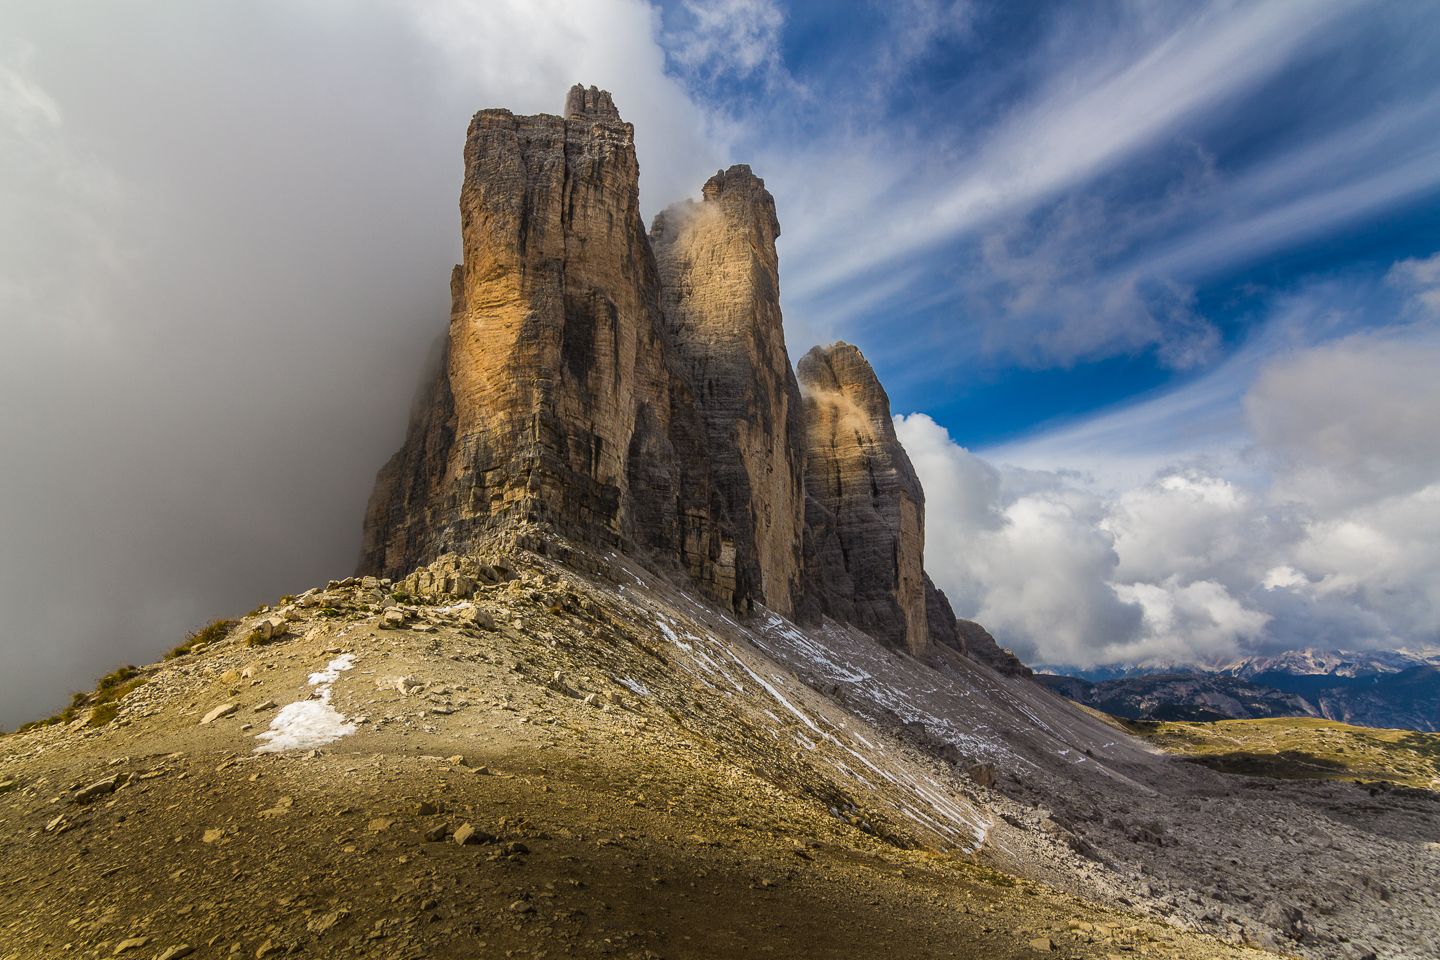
[{"xmin": 2, "ymin": 1, "xmax": 1439, "ymax": 725}]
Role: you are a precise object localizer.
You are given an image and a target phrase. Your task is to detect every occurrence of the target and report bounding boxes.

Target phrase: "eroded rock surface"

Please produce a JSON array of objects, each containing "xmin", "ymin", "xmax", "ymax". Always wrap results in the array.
[
  {"xmin": 797, "ymin": 343, "xmax": 952, "ymax": 655},
  {"xmin": 361, "ymin": 86, "xmax": 961, "ymax": 657},
  {"xmin": 360, "ymin": 85, "xmax": 740, "ymax": 610},
  {"xmin": 652, "ymin": 165, "xmax": 807, "ymax": 617},
  {"xmin": 956, "ymin": 619, "xmax": 1034, "ymax": 677}
]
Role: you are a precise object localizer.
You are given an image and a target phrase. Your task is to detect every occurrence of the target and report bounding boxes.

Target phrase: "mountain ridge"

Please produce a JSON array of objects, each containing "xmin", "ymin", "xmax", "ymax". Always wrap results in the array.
[
  {"xmin": 5, "ymin": 85, "xmax": 1436, "ymax": 960},
  {"xmin": 1036, "ymin": 649, "xmax": 1440, "ymax": 731},
  {"xmin": 358, "ymin": 85, "xmax": 960, "ymax": 660}
]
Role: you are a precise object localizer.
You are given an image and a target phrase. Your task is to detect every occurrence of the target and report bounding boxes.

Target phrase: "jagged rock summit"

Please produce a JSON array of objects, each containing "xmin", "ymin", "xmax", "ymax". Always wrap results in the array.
[{"xmin": 361, "ymin": 84, "xmax": 959, "ymax": 657}]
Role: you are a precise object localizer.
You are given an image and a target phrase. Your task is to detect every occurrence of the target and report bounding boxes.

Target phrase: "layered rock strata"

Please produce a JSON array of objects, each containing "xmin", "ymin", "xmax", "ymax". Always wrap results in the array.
[
  {"xmin": 361, "ymin": 84, "xmax": 965, "ymax": 658},
  {"xmin": 360, "ymin": 85, "xmax": 739, "ymax": 610},
  {"xmin": 651, "ymin": 166, "xmax": 807, "ymax": 617},
  {"xmin": 956, "ymin": 619, "xmax": 1033, "ymax": 677},
  {"xmin": 796, "ymin": 343, "xmax": 959, "ymax": 656}
]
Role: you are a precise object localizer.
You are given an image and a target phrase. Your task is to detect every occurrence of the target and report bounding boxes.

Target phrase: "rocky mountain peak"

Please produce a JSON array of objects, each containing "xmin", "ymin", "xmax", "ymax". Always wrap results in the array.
[
  {"xmin": 796, "ymin": 343, "xmax": 940, "ymax": 655},
  {"xmin": 360, "ymin": 86, "xmax": 739, "ymax": 610},
  {"xmin": 361, "ymin": 88, "xmax": 959, "ymax": 655},
  {"xmin": 562, "ymin": 83, "xmax": 621, "ymax": 121}
]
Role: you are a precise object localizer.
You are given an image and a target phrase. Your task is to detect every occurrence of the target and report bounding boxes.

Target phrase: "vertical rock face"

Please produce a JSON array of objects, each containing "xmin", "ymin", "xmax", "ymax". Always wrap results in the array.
[
  {"xmin": 361, "ymin": 84, "xmax": 972, "ymax": 659},
  {"xmin": 955, "ymin": 620, "xmax": 1034, "ymax": 677},
  {"xmin": 360, "ymin": 85, "xmax": 739, "ymax": 610},
  {"xmin": 651, "ymin": 165, "xmax": 807, "ymax": 617},
  {"xmin": 797, "ymin": 343, "xmax": 933, "ymax": 656}
]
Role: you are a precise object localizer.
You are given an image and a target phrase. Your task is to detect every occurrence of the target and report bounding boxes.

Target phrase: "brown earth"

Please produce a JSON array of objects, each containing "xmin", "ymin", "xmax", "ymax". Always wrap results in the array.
[{"xmin": 1, "ymin": 563, "xmax": 1271, "ymax": 960}]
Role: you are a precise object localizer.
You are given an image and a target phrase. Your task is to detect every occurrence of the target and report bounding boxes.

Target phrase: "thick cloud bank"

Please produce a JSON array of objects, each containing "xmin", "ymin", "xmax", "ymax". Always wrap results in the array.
[
  {"xmin": 0, "ymin": 0, "xmax": 729, "ymax": 730},
  {"xmin": 900, "ymin": 264, "xmax": 1440, "ymax": 669}
]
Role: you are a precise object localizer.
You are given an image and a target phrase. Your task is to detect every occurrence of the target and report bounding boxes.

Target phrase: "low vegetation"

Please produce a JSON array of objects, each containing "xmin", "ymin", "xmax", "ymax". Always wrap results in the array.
[
  {"xmin": 1102, "ymin": 713, "xmax": 1440, "ymax": 790},
  {"xmin": 14, "ymin": 664, "xmax": 148, "ymax": 734},
  {"xmin": 9, "ymin": 618, "xmax": 236, "ymax": 734},
  {"xmin": 167, "ymin": 617, "xmax": 236, "ymax": 660}
]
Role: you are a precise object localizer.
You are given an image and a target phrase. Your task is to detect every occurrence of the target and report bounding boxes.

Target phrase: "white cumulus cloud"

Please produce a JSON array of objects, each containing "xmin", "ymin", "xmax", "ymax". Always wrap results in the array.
[{"xmin": 898, "ymin": 303, "xmax": 1440, "ymax": 668}]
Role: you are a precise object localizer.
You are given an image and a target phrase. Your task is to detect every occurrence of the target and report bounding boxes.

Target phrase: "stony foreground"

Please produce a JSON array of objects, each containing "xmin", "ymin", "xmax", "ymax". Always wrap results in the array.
[{"xmin": 3, "ymin": 545, "xmax": 1435, "ymax": 959}]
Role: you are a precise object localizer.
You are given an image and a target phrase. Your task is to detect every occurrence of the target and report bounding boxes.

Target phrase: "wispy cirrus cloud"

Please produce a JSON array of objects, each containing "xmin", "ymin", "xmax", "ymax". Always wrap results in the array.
[{"xmin": 776, "ymin": 0, "xmax": 1368, "ymax": 291}]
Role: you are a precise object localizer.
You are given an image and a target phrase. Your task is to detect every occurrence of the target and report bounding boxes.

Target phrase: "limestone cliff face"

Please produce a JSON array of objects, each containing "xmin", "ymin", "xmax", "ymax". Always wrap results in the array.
[
  {"xmin": 651, "ymin": 166, "xmax": 807, "ymax": 618},
  {"xmin": 362, "ymin": 84, "xmax": 969, "ymax": 656},
  {"xmin": 360, "ymin": 85, "xmax": 739, "ymax": 609},
  {"xmin": 798, "ymin": 343, "xmax": 942, "ymax": 656},
  {"xmin": 955, "ymin": 620, "xmax": 1033, "ymax": 677}
]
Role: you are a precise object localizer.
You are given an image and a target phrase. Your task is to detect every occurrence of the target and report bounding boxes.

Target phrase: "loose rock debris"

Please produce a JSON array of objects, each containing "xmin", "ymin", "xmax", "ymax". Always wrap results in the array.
[{"xmin": 1, "ymin": 548, "xmax": 1430, "ymax": 959}]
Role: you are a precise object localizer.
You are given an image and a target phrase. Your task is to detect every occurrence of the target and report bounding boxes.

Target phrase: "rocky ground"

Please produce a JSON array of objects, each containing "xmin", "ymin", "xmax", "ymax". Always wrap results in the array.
[{"xmin": 2, "ymin": 543, "xmax": 1435, "ymax": 959}]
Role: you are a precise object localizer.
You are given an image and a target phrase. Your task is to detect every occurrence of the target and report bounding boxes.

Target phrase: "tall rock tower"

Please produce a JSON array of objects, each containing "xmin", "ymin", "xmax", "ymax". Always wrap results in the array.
[
  {"xmin": 651, "ymin": 166, "xmax": 808, "ymax": 618},
  {"xmin": 362, "ymin": 84, "xmax": 963, "ymax": 657},
  {"xmin": 797, "ymin": 343, "xmax": 959, "ymax": 657},
  {"xmin": 359, "ymin": 85, "xmax": 740, "ymax": 610}
]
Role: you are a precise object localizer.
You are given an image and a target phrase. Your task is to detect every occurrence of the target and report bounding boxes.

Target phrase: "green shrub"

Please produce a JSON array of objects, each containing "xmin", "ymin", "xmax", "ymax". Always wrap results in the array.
[
  {"xmin": 166, "ymin": 618, "xmax": 235, "ymax": 659},
  {"xmin": 96, "ymin": 665, "xmax": 139, "ymax": 694},
  {"xmin": 87, "ymin": 703, "xmax": 120, "ymax": 727}
]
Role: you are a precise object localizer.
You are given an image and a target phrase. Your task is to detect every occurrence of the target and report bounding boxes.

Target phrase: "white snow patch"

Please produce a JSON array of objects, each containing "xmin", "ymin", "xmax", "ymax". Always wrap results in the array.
[
  {"xmin": 618, "ymin": 677, "xmax": 651, "ymax": 697},
  {"xmin": 733, "ymin": 660, "xmax": 821, "ymax": 733},
  {"xmin": 308, "ymin": 653, "xmax": 355, "ymax": 686},
  {"xmin": 255, "ymin": 654, "xmax": 358, "ymax": 753}
]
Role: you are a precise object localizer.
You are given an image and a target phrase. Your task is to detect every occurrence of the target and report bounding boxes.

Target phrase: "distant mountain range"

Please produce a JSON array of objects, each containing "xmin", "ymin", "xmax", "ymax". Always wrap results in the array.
[{"xmin": 1036, "ymin": 648, "xmax": 1440, "ymax": 731}]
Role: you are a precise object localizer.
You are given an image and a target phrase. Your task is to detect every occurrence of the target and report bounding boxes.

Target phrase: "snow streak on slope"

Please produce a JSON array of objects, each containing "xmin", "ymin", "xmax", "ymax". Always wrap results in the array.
[{"xmin": 254, "ymin": 653, "xmax": 358, "ymax": 753}]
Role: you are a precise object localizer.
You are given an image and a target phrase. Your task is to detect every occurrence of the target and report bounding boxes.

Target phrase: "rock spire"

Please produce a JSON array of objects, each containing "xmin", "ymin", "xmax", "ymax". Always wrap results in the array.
[
  {"xmin": 796, "ymin": 343, "xmax": 959, "ymax": 656},
  {"xmin": 360, "ymin": 83, "xmax": 739, "ymax": 609},
  {"xmin": 651, "ymin": 165, "xmax": 807, "ymax": 618},
  {"xmin": 360, "ymin": 84, "xmax": 962, "ymax": 656}
]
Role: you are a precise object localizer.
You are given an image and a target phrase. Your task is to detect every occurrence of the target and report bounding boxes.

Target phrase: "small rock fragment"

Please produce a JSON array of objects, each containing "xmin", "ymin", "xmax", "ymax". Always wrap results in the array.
[
  {"xmin": 307, "ymin": 910, "xmax": 349, "ymax": 935},
  {"xmin": 200, "ymin": 704, "xmax": 237, "ymax": 725},
  {"xmin": 74, "ymin": 774, "xmax": 127, "ymax": 804},
  {"xmin": 453, "ymin": 823, "xmax": 495, "ymax": 846},
  {"xmin": 112, "ymin": 936, "xmax": 150, "ymax": 954},
  {"xmin": 459, "ymin": 606, "xmax": 497, "ymax": 631},
  {"xmin": 201, "ymin": 828, "xmax": 225, "ymax": 843},
  {"xmin": 256, "ymin": 616, "xmax": 287, "ymax": 641},
  {"xmin": 1027, "ymin": 937, "xmax": 1055, "ymax": 952},
  {"xmin": 508, "ymin": 900, "xmax": 535, "ymax": 915},
  {"xmin": 155, "ymin": 947, "xmax": 194, "ymax": 960}
]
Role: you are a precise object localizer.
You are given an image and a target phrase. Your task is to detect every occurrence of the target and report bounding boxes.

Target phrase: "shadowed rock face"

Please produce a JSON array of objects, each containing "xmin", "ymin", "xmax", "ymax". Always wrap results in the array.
[
  {"xmin": 359, "ymin": 85, "xmax": 739, "ymax": 610},
  {"xmin": 956, "ymin": 620, "xmax": 1033, "ymax": 677},
  {"xmin": 651, "ymin": 165, "xmax": 807, "ymax": 618},
  {"xmin": 361, "ymin": 85, "xmax": 966, "ymax": 661},
  {"xmin": 797, "ymin": 343, "xmax": 958, "ymax": 656}
]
